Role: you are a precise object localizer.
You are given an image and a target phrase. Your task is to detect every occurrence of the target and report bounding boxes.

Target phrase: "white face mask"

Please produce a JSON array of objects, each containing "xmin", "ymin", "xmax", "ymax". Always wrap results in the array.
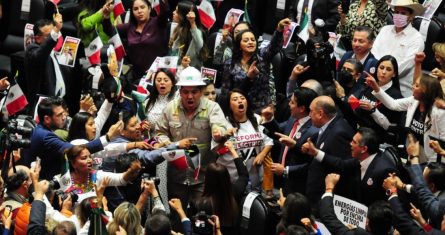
[{"xmin": 393, "ymin": 13, "xmax": 409, "ymax": 28}]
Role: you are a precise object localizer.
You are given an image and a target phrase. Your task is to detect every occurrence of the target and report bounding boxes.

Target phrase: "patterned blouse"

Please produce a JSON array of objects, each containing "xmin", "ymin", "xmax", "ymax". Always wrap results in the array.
[
  {"xmin": 221, "ymin": 31, "xmax": 282, "ymax": 113},
  {"xmin": 336, "ymin": 0, "xmax": 387, "ymax": 38}
]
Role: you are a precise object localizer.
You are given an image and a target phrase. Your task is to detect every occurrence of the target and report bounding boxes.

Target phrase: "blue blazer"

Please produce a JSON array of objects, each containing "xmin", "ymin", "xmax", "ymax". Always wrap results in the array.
[
  {"xmin": 409, "ymin": 164, "xmax": 445, "ymax": 228},
  {"xmin": 263, "ymin": 117, "xmax": 319, "ymax": 195},
  {"xmin": 321, "ymin": 151, "xmax": 397, "ymax": 206},
  {"xmin": 27, "ymin": 124, "xmax": 103, "ymax": 180}
]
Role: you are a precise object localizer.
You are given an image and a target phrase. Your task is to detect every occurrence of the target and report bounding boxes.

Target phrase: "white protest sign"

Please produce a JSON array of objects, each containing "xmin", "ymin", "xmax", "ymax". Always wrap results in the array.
[{"xmin": 333, "ymin": 195, "xmax": 368, "ymax": 229}]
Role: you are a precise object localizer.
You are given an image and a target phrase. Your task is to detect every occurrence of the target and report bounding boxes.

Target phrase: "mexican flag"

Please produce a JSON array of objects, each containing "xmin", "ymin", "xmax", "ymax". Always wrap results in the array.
[
  {"xmin": 298, "ymin": 12, "xmax": 309, "ymax": 43},
  {"xmin": 113, "ymin": 0, "xmax": 125, "ymax": 17},
  {"xmin": 197, "ymin": 0, "xmax": 216, "ymax": 30},
  {"xmin": 3, "ymin": 78, "xmax": 28, "ymax": 116},
  {"xmin": 162, "ymin": 150, "xmax": 189, "ymax": 170},
  {"xmin": 85, "ymin": 32, "xmax": 103, "ymax": 65},
  {"xmin": 108, "ymin": 28, "xmax": 126, "ymax": 61}
]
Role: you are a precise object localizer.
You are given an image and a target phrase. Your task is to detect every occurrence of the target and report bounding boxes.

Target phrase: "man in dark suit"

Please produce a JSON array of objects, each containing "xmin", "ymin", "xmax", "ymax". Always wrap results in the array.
[
  {"xmin": 25, "ymin": 97, "xmax": 119, "ymax": 180},
  {"xmin": 262, "ymin": 87, "xmax": 319, "ymax": 196},
  {"xmin": 337, "ymin": 26, "xmax": 378, "ymax": 85},
  {"xmin": 303, "ymin": 127, "xmax": 397, "ymax": 206},
  {"xmin": 383, "ymin": 171, "xmax": 445, "ymax": 234},
  {"xmin": 24, "ymin": 15, "xmax": 66, "ymax": 111},
  {"xmin": 296, "ymin": 95, "xmax": 354, "ymax": 213},
  {"xmin": 320, "ymin": 173, "xmax": 394, "ymax": 235},
  {"xmin": 405, "ymin": 138, "xmax": 445, "ymax": 230}
]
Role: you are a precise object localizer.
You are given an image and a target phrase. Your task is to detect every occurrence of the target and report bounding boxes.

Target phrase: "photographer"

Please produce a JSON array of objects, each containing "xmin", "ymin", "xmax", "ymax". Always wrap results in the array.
[
  {"xmin": 2, "ymin": 166, "xmax": 33, "ymax": 219},
  {"xmin": 168, "ymin": 198, "xmax": 222, "ymax": 235}
]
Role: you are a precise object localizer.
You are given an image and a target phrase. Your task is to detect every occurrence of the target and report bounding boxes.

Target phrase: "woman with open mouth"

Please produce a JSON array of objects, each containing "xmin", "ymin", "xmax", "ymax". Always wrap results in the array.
[
  {"xmin": 57, "ymin": 145, "xmax": 141, "ymax": 203},
  {"xmin": 225, "ymin": 89, "xmax": 274, "ymax": 195},
  {"xmin": 221, "ymin": 18, "xmax": 291, "ymax": 113}
]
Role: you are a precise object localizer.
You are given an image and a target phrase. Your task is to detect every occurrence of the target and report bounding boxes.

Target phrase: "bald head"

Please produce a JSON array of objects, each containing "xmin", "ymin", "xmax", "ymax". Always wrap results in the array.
[
  {"xmin": 309, "ymin": 96, "xmax": 337, "ymax": 127},
  {"xmin": 301, "ymin": 79, "xmax": 323, "ymax": 96},
  {"xmin": 8, "ymin": 165, "xmax": 30, "ymax": 177}
]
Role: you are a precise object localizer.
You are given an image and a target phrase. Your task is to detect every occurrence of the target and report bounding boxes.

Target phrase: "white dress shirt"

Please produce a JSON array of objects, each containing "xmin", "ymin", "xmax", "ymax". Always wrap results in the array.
[{"xmin": 371, "ymin": 24, "xmax": 424, "ymax": 98}]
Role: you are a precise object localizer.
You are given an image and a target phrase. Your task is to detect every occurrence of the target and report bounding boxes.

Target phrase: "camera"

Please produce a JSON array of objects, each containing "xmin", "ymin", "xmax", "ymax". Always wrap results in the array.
[
  {"xmin": 50, "ymin": 190, "xmax": 79, "ymax": 211},
  {"xmin": 311, "ymin": 41, "xmax": 333, "ymax": 59},
  {"xmin": 55, "ymin": 190, "xmax": 79, "ymax": 203},
  {"xmin": 48, "ymin": 179, "xmax": 61, "ymax": 190},
  {"xmin": 3, "ymin": 115, "xmax": 35, "ymax": 149},
  {"xmin": 192, "ymin": 211, "xmax": 213, "ymax": 235},
  {"xmin": 141, "ymin": 173, "xmax": 160, "ymax": 185}
]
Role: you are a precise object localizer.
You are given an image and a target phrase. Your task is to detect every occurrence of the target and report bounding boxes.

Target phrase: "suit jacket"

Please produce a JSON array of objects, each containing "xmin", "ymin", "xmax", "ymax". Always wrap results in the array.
[
  {"xmin": 338, "ymin": 51, "xmax": 378, "ymax": 86},
  {"xmin": 309, "ymin": 115, "xmax": 354, "ymax": 206},
  {"xmin": 409, "ymin": 164, "xmax": 445, "ymax": 228},
  {"xmin": 322, "ymin": 152, "xmax": 397, "ymax": 206},
  {"xmin": 289, "ymin": 0, "xmax": 340, "ymax": 32},
  {"xmin": 319, "ymin": 194, "xmax": 370, "ymax": 235},
  {"xmin": 263, "ymin": 117, "xmax": 318, "ymax": 195},
  {"xmin": 24, "ymin": 36, "xmax": 69, "ymax": 107},
  {"xmin": 26, "ymin": 124, "xmax": 103, "ymax": 180},
  {"xmin": 389, "ymin": 196, "xmax": 445, "ymax": 235}
]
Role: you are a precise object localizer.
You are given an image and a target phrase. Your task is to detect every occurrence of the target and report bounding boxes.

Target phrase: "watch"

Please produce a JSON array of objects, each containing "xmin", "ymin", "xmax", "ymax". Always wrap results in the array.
[{"xmin": 386, "ymin": 188, "xmax": 397, "ymax": 196}]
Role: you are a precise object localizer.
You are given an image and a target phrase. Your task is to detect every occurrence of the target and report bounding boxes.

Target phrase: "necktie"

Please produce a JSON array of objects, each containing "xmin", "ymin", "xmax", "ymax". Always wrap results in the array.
[
  {"xmin": 316, "ymin": 129, "xmax": 323, "ymax": 146},
  {"xmin": 281, "ymin": 120, "xmax": 300, "ymax": 165}
]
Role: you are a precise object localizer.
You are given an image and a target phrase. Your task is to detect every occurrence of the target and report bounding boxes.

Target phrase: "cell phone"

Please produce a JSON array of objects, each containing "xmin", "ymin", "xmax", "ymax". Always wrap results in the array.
[
  {"xmin": 3, "ymin": 205, "xmax": 12, "ymax": 217},
  {"xmin": 429, "ymin": 135, "xmax": 445, "ymax": 149},
  {"xmin": 119, "ymin": 111, "xmax": 123, "ymax": 121},
  {"xmin": 36, "ymin": 157, "xmax": 41, "ymax": 169}
]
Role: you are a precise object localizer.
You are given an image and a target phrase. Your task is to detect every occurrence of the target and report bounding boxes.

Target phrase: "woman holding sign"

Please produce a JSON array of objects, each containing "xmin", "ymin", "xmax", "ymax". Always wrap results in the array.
[
  {"xmin": 117, "ymin": 0, "xmax": 170, "ymax": 82},
  {"xmin": 224, "ymin": 89, "xmax": 274, "ymax": 196},
  {"xmin": 221, "ymin": 18, "xmax": 290, "ymax": 113}
]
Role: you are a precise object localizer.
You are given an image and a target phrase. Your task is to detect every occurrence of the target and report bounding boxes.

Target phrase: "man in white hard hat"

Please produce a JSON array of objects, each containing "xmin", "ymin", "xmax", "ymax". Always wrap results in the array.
[
  {"xmin": 371, "ymin": 0, "xmax": 425, "ymax": 97},
  {"xmin": 155, "ymin": 67, "xmax": 228, "ymax": 210}
]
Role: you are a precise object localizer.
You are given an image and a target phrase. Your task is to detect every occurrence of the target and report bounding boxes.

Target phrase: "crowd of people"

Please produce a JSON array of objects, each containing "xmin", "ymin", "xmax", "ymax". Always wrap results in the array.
[{"xmin": 0, "ymin": 0, "xmax": 445, "ymax": 234}]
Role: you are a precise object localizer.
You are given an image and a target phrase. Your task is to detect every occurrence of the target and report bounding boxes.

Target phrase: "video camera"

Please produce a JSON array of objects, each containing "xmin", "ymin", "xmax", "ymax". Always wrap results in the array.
[
  {"xmin": 192, "ymin": 211, "xmax": 213, "ymax": 235},
  {"xmin": 3, "ymin": 115, "xmax": 34, "ymax": 149}
]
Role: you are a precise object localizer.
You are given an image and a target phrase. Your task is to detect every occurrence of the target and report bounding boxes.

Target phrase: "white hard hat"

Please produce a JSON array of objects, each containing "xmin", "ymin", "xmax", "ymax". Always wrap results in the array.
[{"xmin": 176, "ymin": 67, "xmax": 206, "ymax": 86}]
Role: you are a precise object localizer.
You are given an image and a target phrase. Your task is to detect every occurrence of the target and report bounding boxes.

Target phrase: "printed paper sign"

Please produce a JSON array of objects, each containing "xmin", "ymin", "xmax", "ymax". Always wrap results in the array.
[
  {"xmin": 333, "ymin": 195, "xmax": 368, "ymax": 229},
  {"xmin": 283, "ymin": 22, "xmax": 298, "ymax": 49},
  {"xmin": 57, "ymin": 36, "xmax": 81, "ymax": 67},
  {"xmin": 24, "ymin": 24, "xmax": 34, "ymax": 50},
  {"xmin": 201, "ymin": 67, "xmax": 217, "ymax": 83},
  {"xmin": 223, "ymin": 9, "xmax": 244, "ymax": 31}
]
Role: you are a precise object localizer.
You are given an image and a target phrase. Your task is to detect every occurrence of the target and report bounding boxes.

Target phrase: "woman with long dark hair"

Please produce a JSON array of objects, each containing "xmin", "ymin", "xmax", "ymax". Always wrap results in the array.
[
  {"xmin": 224, "ymin": 89, "xmax": 273, "ymax": 194},
  {"xmin": 195, "ymin": 140, "xmax": 248, "ymax": 234},
  {"xmin": 221, "ymin": 18, "xmax": 290, "ymax": 113},
  {"xmin": 277, "ymin": 192, "xmax": 316, "ymax": 234},
  {"xmin": 367, "ymin": 70, "xmax": 445, "ymax": 162},
  {"xmin": 169, "ymin": 1, "xmax": 208, "ymax": 68},
  {"xmin": 145, "ymin": 68, "xmax": 178, "ymax": 133},
  {"xmin": 352, "ymin": 55, "xmax": 404, "ymax": 145},
  {"xmin": 116, "ymin": 0, "xmax": 170, "ymax": 81}
]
